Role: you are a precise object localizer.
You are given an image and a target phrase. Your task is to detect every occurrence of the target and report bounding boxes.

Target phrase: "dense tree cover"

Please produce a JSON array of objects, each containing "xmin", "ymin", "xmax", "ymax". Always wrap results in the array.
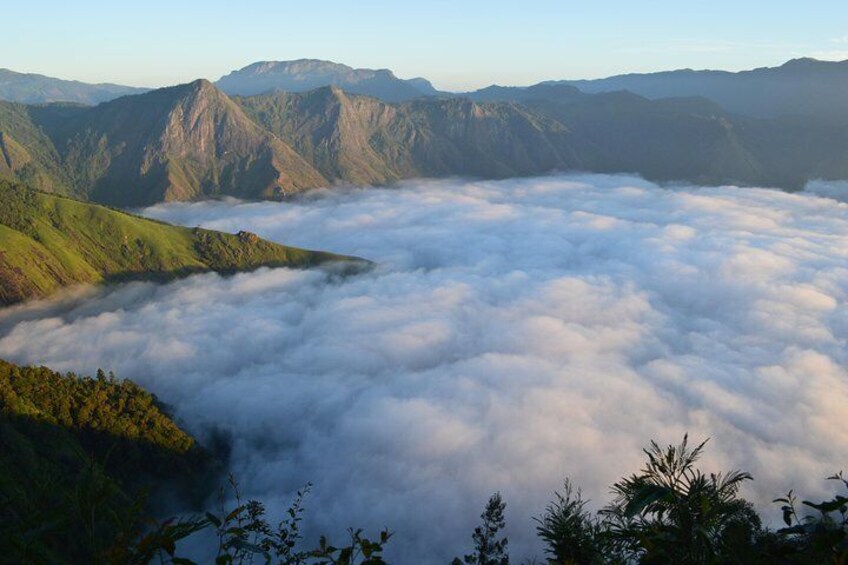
[
  {"xmin": 0, "ymin": 358, "xmax": 391, "ymax": 564},
  {"xmin": 1, "ymin": 356, "xmax": 845, "ymax": 564},
  {"xmin": 0, "ymin": 358, "xmax": 215, "ymax": 564},
  {"xmin": 0, "ymin": 359, "xmax": 193, "ymax": 452}
]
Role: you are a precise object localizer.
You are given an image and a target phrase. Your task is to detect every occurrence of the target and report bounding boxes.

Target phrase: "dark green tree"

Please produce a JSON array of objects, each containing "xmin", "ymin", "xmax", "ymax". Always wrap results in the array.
[
  {"xmin": 534, "ymin": 480, "xmax": 610, "ymax": 564},
  {"xmin": 600, "ymin": 435, "xmax": 760, "ymax": 564},
  {"xmin": 121, "ymin": 475, "xmax": 392, "ymax": 565},
  {"xmin": 773, "ymin": 471, "xmax": 848, "ymax": 563},
  {"xmin": 532, "ymin": 436, "xmax": 772, "ymax": 564},
  {"xmin": 454, "ymin": 492, "xmax": 509, "ymax": 565}
]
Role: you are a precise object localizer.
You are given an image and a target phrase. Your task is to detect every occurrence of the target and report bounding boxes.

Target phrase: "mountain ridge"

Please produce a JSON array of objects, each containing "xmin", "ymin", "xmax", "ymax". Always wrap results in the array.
[
  {"xmin": 0, "ymin": 180, "xmax": 356, "ymax": 305},
  {"xmin": 3, "ymin": 63, "xmax": 848, "ymax": 204},
  {"xmin": 0, "ymin": 68, "xmax": 148, "ymax": 105},
  {"xmin": 236, "ymin": 86, "xmax": 576, "ymax": 185},
  {"xmin": 216, "ymin": 59, "xmax": 445, "ymax": 102},
  {"xmin": 2, "ymin": 79, "xmax": 328, "ymax": 205},
  {"xmin": 549, "ymin": 57, "xmax": 848, "ymax": 119}
]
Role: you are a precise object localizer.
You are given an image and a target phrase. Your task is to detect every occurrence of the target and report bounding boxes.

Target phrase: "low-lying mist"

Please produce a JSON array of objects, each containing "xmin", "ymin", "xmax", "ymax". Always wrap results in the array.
[{"xmin": 2, "ymin": 174, "xmax": 847, "ymax": 562}]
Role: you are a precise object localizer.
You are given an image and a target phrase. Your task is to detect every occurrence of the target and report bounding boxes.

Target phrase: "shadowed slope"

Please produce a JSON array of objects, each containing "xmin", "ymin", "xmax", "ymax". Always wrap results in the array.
[{"xmin": 237, "ymin": 86, "xmax": 577, "ymax": 185}]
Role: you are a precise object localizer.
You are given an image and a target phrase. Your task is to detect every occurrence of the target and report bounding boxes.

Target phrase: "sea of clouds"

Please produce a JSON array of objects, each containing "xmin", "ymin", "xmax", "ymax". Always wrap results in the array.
[{"xmin": 2, "ymin": 174, "xmax": 848, "ymax": 562}]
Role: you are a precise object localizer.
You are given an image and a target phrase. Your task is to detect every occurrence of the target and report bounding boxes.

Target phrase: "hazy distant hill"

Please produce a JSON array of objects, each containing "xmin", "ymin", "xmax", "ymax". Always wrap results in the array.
[
  {"xmin": 552, "ymin": 58, "xmax": 848, "ymax": 120},
  {"xmin": 216, "ymin": 59, "xmax": 443, "ymax": 102},
  {"xmin": 0, "ymin": 68, "xmax": 146, "ymax": 105},
  {"xmin": 0, "ymin": 180, "xmax": 350, "ymax": 305},
  {"xmin": 466, "ymin": 83, "xmax": 586, "ymax": 104}
]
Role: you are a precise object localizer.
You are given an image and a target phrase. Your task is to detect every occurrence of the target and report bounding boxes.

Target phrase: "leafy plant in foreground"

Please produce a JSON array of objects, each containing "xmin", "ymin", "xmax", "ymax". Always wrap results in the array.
[
  {"xmin": 119, "ymin": 475, "xmax": 392, "ymax": 565},
  {"xmin": 599, "ymin": 435, "xmax": 759, "ymax": 563},
  {"xmin": 534, "ymin": 480, "xmax": 610, "ymax": 564},
  {"xmin": 773, "ymin": 471, "xmax": 848, "ymax": 563}
]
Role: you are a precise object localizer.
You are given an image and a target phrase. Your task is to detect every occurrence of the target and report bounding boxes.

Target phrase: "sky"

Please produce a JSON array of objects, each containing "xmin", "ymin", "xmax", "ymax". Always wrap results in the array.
[
  {"xmin": 2, "ymin": 174, "xmax": 848, "ymax": 561},
  {"xmin": 3, "ymin": 0, "xmax": 848, "ymax": 90}
]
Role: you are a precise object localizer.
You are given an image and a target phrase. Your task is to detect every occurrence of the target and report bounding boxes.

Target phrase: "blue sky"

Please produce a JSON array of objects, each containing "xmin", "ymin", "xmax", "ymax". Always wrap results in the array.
[{"xmin": 3, "ymin": 0, "xmax": 847, "ymax": 91}]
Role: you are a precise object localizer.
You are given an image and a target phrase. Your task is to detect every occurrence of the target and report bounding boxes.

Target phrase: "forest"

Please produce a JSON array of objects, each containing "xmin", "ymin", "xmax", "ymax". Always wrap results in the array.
[{"xmin": 1, "ymin": 358, "xmax": 845, "ymax": 564}]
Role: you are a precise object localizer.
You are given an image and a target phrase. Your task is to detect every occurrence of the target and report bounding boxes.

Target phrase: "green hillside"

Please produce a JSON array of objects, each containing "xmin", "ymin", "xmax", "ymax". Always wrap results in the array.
[
  {"xmin": 0, "ymin": 358, "xmax": 212, "ymax": 564},
  {"xmin": 0, "ymin": 180, "xmax": 356, "ymax": 305}
]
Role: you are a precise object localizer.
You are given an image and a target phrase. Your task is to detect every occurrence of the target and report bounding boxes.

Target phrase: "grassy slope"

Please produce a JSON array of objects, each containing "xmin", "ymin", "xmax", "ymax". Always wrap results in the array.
[{"xmin": 0, "ymin": 180, "xmax": 356, "ymax": 305}]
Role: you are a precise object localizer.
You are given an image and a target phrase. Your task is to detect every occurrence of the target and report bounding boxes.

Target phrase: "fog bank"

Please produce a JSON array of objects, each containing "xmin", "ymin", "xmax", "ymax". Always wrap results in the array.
[{"xmin": 2, "ymin": 174, "xmax": 847, "ymax": 562}]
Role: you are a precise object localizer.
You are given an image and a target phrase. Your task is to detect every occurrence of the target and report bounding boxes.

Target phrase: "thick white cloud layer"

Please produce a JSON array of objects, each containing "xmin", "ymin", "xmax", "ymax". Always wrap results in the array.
[{"xmin": 2, "ymin": 174, "xmax": 848, "ymax": 562}]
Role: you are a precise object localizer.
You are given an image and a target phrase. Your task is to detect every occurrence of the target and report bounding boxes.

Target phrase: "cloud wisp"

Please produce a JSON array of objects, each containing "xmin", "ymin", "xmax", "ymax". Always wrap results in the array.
[{"xmin": 2, "ymin": 174, "xmax": 848, "ymax": 562}]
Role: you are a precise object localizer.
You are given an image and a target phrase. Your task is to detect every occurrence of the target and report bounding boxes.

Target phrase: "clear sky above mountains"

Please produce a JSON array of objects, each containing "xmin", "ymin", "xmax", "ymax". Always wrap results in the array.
[{"xmin": 4, "ymin": 0, "xmax": 848, "ymax": 90}]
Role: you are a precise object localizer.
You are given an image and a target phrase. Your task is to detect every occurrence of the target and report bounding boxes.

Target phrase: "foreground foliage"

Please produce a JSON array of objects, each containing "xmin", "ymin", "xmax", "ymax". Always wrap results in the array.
[
  {"xmin": 0, "ymin": 358, "xmax": 390, "ymax": 564},
  {"xmin": 453, "ymin": 492, "xmax": 509, "ymax": 565},
  {"xmin": 529, "ymin": 435, "xmax": 847, "ymax": 564},
  {"xmin": 0, "ymin": 359, "xmax": 213, "ymax": 563},
  {"xmin": 122, "ymin": 477, "xmax": 392, "ymax": 565},
  {"xmin": 2, "ymin": 355, "xmax": 845, "ymax": 564}
]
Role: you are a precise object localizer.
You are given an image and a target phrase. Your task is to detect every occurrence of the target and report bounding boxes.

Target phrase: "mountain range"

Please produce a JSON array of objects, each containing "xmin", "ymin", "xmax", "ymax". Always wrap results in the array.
[
  {"xmin": 0, "ymin": 68, "xmax": 147, "ymax": 105},
  {"xmin": 554, "ymin": 58, "xmax": 848, "ymax": 121},
  {"xmin": 1, "ymin": 58, "xmax": 848, "ymax": 207},
  {"xmin": 5, "ymin": 57, "xmax": 848, "ymax": 120}
]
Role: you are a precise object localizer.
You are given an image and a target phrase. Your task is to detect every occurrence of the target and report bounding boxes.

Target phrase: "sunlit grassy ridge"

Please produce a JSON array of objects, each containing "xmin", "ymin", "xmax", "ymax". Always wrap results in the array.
[
  {"xmin": 0, "ymin": 358, "xmax": 215, "ymax": 564},
  {"xmin": 0, "ymin": 179, "xmax": 355, "ymax": 305}
]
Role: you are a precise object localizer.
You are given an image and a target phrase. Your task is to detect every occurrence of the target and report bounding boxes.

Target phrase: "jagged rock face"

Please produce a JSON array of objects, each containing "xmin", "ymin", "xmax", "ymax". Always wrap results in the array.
[
  {"xmin": 52, "ymin": 80, "xmax": 326, "ymax": 205},
  {"xmin": 0, "ymin": 131, "xmax": 32, "ymax": 173},
  {"xmin": 4, "ymin": 71, "xmax": 848, "ymax": 204},
  {"xmin": 237, "ymin": 87, "xmax": 577, "ymax": 185},
  {"xmin": 0, "ymin": 102, "xmax": 74, "ymax": 193}
]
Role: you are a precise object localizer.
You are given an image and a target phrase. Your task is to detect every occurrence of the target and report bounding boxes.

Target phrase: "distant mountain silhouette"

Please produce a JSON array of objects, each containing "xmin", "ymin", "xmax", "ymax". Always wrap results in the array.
[
  {"xmin": 549, "ymin": 58, "xmax": 848, "ymax": 120},
  {"xmin": 0, "ymin": 68, "xmax": 147, "ymax": 105},
  {"xmin": 217, "ymin": 59, "xmax": 444, "ymax": 102}
]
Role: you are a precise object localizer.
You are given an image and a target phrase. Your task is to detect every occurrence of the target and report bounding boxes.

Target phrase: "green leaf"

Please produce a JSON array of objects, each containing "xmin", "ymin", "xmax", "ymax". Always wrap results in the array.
[
  {"xmin": 623, "ymin": 484, "xmax": 671, "ymax": 517},
  {"xmin": 205, "ymin": 512, "xmax": 222, "ymax": 528}
]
